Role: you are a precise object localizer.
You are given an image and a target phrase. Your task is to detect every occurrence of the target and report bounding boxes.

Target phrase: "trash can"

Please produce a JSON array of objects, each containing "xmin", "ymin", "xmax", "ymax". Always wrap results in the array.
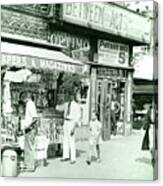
[{"xmin": 2, "ymin": 148, "xmax": 18, "ymax": 177}]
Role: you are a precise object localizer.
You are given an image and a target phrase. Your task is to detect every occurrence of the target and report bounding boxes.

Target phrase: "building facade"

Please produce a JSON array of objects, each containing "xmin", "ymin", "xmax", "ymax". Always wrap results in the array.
[
  {"xmin": 51, "ymin": 2, "xmax": 151, "ymax": 138},
  {"xmin": 1, "ymin": 2, "xmax": 151, "ymax": 141}
]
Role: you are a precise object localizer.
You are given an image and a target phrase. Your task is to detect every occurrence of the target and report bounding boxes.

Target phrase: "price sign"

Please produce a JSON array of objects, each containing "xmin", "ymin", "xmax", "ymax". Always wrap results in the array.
[{"xmin": 98, "ymin": 40, "xmax": 129, "ymax": 68}]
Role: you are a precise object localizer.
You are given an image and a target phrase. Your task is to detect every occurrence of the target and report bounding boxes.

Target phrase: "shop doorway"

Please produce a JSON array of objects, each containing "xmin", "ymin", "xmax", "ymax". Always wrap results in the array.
[
  {"xmin": 96, "ymin": 79, "xmax": 125, "ymax": 140},
  {"xmin": 96, "ymin": 79, "xmax": 112, "ymax": 141}
]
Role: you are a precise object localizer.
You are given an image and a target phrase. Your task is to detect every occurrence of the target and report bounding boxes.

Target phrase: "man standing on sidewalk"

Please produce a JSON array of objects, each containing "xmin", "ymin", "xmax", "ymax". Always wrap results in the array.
[
  {"xmin": 23, "ymin": 93, "xmax": 38, "ymax": 172},
  {"xmin": 61, "ymin": 92, "xmax": 81, "ymax": 164}
]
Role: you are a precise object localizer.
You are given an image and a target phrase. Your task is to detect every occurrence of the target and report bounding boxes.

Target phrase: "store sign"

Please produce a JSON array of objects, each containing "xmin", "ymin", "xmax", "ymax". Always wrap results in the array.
[
  {"xmin": 2, "ymin": 4, "xmax": 52, "ymax": 17},
  {"xmin": 50, "ymin": 31, "xmax": 90, "ymax": 61},
  {"xmin": 1, "ymin": 9, "xmax": 49, "ymax": 42},
  {"xmin": 134, "ymin": 54, "xmax": 154, "ymax": 80},
  {"xmin": 97, "ymin": 67, "xmax": 127, "ymax": 78},
  {"xmin": 1, "ymin": 53, "xmax": 83, "ymax": 74},
  {"xmin": 98, "ymin": 40, "xmax": 129, "ymax": 68},
  {"xmin": 71, "ymin": 49, "xmax": 90, "ymax": 62},
  {"xmin": 62, "ymin": 2, "xmax": 151, "ymax": 43}
]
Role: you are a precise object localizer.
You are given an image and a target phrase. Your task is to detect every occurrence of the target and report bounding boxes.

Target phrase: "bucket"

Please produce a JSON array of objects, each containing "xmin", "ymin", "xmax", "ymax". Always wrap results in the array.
[{"xmin": 2, "ymin": 148, "xmax": 18, "ymax": 177}]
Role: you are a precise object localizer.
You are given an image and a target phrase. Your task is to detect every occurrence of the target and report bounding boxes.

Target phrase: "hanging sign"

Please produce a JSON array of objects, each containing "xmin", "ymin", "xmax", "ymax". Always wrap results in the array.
[
  {"xmin": 97, "ymin": 67, "xmax": 127, "ymax": 78},
  {"xmin": 98, "ymin": 40, "xmax": 129, "ymax": 68}
]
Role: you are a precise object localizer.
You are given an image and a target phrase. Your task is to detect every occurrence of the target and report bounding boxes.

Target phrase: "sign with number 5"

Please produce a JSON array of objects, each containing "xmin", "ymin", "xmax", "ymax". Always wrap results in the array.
[{"xmin": 98, "ymin": 40, "xmax": 129, "ymax": 68}]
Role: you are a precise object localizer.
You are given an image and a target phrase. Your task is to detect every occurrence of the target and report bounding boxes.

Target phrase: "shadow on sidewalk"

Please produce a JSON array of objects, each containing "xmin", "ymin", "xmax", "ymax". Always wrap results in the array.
[
  {"xmin": 135, "ymin": 157, "xmax": 152, "ymax": 165},
  {"xmin": 76, "ymin": 149, "xmax": 87, "ymax": 158}
]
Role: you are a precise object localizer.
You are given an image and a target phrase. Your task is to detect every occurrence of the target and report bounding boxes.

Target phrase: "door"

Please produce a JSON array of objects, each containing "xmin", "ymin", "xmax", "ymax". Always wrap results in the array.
[{"xmin": 96, "ymin": 79, "xmax": 112, "ymax": 141}]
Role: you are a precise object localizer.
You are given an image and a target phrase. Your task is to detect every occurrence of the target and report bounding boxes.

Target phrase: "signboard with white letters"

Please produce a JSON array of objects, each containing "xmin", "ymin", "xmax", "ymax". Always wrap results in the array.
[
  {"xmin": 50, "ymin": 31, "xmax": 90, "ymax": 61},
  {"xmin": 50, "ymin": 31, "xmax": 90, "ymax": 50},
  {"xmin": 62, "ymin": 2, "xmax": 151, "ymax": 43},
  {"xmin": 1, "ymin": 53, "xmax": 83, "ymax": 74},
  {"xmin": 98, "ymin": 40, "xmax": 129, "ymax": 68}
]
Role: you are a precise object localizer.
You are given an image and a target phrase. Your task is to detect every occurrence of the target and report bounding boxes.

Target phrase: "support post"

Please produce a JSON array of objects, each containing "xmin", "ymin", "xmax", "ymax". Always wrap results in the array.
[
  {"xmin": 89, "ymin": 67, "xmax": 97, "ymax": 119},
  {"xmin": 124, "ymin": 46, "xmax": 133, "ymax": 136}
]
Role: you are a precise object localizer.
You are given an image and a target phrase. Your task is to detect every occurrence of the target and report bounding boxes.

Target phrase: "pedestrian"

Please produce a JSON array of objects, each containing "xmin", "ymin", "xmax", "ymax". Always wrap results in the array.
[
  {"xmin": 111, "ymin": 93, "xmax": 120, "ymax": 136},
  {"xmin": 141, "ymin": 104, "xmax": 155, "ymax": 166},
  {"xmin": 23, "ymin": 93, "xmax": 38, "ymax": 172},
  {"xmin": 59, "ymin": 91, "xmax": 81, "ymax": 164},
  {"xmin": 86, "ymin": 111, "xmax": 103, "ymax": 165}
]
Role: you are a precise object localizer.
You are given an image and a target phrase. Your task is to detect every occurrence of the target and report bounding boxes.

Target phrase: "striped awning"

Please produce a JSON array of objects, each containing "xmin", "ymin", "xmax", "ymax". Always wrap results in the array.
[{"xmin": 1, "ymin": 42, "xmax": 84, "ymax": 74}]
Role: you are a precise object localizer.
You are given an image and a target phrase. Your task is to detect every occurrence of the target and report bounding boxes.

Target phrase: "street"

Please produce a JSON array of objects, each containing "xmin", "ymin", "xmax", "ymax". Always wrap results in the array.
[{"xmin": 19, "ymin": 129, "xmax": 154, "ymax": 180}]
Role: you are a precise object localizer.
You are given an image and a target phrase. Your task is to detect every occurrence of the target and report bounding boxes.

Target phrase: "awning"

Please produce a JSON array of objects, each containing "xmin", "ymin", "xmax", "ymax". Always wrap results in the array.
[
  {"xmin": 1, "ymin": 42, "xmax": 84, "ymax": 74},
  {"xmin": 133, "ymin": 84, "xmax": 156, "ymax": 94}
]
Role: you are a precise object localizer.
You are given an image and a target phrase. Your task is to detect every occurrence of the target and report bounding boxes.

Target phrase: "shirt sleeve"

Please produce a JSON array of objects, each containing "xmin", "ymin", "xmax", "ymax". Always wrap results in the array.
[
  {"xmin": 21, "ymin": 119, "xmax": 28, "ymax": 130},
  {"xmin": 89, "ymin": 121, "xmax": 92, "ymax": 131},
  {"xmin": 98, "ymin": 121, "xmax": 102, "ymax": 130},
  {"xmin": 73, "ymin": 103, "xmax": 81, "ymax": 125},
  {"xmin": 25, "ymin": 101, "xmax": 37, "ymax": 118},
  {"xmin": 31, "ymin": 102, "xmax": 38, "ymax": 118},
  {"xmin": 56, "ymin": 103, "xmax": 65, "ymax": 112},
  {"xmin": 64, "ymin": 102, "xmax": 68, "ymax": 118}
]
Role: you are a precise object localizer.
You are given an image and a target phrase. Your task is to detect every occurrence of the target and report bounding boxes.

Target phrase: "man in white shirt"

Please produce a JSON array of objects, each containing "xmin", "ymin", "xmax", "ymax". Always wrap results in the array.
[
  {"xmin": 23, "ymin": 93, "xmax": 38, "ymax": 171},
  {"xmin": 59, "ymin": 93, "xmax": 81, "ymax": 164},
  {"xmin": 23, "ymin": 97, "xmax": 37, "ymax": 129}
]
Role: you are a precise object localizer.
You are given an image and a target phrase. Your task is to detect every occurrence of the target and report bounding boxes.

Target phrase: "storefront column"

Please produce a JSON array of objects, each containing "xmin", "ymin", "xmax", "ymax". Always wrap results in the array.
[
  {"xmin": 124, "ymin": 71, "xmax": 133, "ymax": 136},
  {"xmin": 89, "ymin": 67, "xmax": 97, "ymax": 119},
  {"xmin": 124, "ymin": 45, "xmax": 133, "ymax": 136}
]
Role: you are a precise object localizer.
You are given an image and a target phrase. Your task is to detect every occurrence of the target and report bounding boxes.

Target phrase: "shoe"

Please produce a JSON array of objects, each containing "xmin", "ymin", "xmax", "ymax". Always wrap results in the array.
[
  {"xmin": 151, "ymin": 158, "xmax": 155, "ymax": 167},
  {"xmin": 86, "ymin": 160, "xmax": 91, "ymax": 165},
  {"xmin": 60, "ymin": 158, "xmax": 69, "ymax": 162},
  {"xmin": 43, "ymin": 160, "xmax": 48, "ymax": 167},
  {"xmin": 70, "ymin": 161, "xmax": 76, "ymax": 164},
  {"xmin": 96, "ymin": 158, "xmax": 102, "ymax": 163},
  {"xmin": 23, "ymin": 168, "xmax": 35, "ymax": 172}
]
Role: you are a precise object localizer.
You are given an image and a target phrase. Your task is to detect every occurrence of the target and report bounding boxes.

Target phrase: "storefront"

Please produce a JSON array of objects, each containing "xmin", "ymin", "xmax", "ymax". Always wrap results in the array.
[
  {"xmin": 88, "ymin": 40, "xmax": 134, "ymax": 140},
  {"xmin": 1, "ymin": 2, "xmax": 152, "ymax": 143},
  {"xmin": 58, "ymin": 2, "xmax": 151, "ymax": 140},
  {"xmin": 49, "ymin": 30, "xmax": 91, "ymax": 126},
  {"xmin": 1, "ymin": 41, "xmax": 85, "ymax": 156},
  {"xmin": 132, "ymin": 52, "xmax": 158, "ymax": 129}
]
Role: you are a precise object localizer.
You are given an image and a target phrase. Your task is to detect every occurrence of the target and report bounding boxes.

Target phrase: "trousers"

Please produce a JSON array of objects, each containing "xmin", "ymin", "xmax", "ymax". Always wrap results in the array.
[
  {"xmin": 24, "ymin": 128, "xmax": 36, "ymax": 170},
  {"xmin": 63, "ymin": 120, "xmax": 76, "ymax": 161}
]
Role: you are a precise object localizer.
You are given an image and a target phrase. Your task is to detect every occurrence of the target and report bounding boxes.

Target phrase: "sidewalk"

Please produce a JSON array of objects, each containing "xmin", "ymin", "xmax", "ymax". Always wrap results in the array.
[{"xmin": 19, "ymin": 129, "xmax": 154, "ymax": 180}]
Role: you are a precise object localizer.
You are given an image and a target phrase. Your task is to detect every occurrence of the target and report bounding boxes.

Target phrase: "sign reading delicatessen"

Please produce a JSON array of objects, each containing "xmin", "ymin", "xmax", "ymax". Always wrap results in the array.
[{"xmin": 62, "ymin": 2, "xmax": 151, "ymax": 43}]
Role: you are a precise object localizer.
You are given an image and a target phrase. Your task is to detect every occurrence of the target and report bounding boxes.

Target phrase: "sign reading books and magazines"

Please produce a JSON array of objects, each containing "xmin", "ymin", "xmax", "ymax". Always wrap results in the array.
[
  {"xmin": 98, "ymin": 40, "xmax": 129, "ymax": 68},
  {"xmin": 62, "ymin": 2, "xmax": 151, "ymax": 43}
]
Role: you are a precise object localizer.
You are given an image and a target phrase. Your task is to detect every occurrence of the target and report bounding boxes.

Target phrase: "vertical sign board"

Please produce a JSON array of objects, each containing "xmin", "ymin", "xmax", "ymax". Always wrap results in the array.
[
  {"xmin": 98, "ymin": 40, "xmax": 129, "ymax": 68},
  {"xmin": 62, "ymin": 2, "xmax": 151, "ymax": 44}
]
